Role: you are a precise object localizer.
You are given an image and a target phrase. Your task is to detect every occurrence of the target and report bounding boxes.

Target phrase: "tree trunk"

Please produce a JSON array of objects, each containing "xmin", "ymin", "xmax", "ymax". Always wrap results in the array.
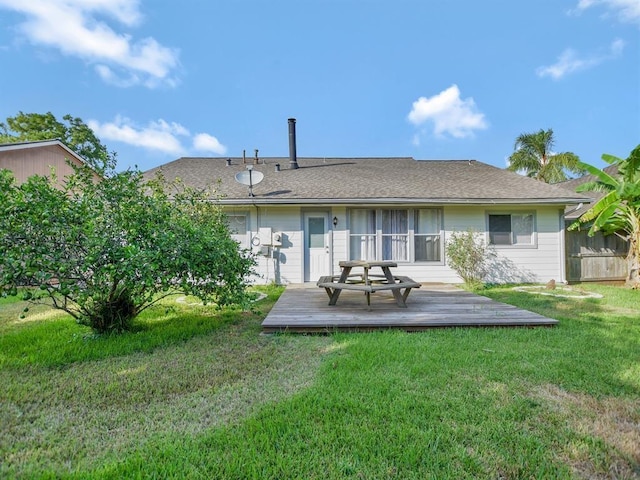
[{"xmin": 626, "ymin": 219, "xmax": 640, "ymax": 288}]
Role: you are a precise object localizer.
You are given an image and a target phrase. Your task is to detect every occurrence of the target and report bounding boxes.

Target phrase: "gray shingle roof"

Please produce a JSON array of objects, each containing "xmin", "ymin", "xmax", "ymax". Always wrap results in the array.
[
  {"xmin": 144, "ymin": 157, "xmax": 589, "ymax": 206},
  {"xmin": 561, "ymin": 165, "xmax": 619, "ymax": 219}
]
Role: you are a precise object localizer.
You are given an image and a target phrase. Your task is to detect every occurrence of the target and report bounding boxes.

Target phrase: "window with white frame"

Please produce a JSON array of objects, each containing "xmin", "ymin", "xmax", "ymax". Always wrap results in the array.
[
  {"xmin": 382, "ymin": 210, "xmax": 408, "ymax": 261},
  {"xmin": 226, "ymin": 213, "xmax": 248, "ymax": 246},
  {"xmin": 349, "ymin": 208, "xmax": 442, "ymax": 262},
  {"xmin": 349, "ymin": 209, "xmax": 376, "ymax": 260},
  {"xmin": 414, "ymin": 209, "xmax": 441, "ymax": 261},
  {"xmin": 488, "ymin": 213, "xmax": 534, "ymax": 246}
]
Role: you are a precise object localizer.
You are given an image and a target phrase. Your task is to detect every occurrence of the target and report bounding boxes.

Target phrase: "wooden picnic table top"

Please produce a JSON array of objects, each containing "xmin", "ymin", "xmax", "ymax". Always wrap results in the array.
[{"xmin": 338, "ymin": 260, "xmax": 398, "ymax": 268}]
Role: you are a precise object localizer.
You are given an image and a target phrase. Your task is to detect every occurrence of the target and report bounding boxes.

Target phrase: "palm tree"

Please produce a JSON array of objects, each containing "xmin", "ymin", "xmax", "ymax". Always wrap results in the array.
[
  {"xmin": 507, "ymin": 129, "xmax": 583, "ymax": 183},
  {"xmin": 569, "ymin": 145, "xmax": 640, "ymax": 286}
]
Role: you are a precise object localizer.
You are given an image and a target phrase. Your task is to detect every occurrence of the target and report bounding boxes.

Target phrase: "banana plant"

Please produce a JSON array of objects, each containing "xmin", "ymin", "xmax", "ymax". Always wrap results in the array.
[{"xmin": 569, "ymin": 145, "xmax": 640, "ymax": 286}]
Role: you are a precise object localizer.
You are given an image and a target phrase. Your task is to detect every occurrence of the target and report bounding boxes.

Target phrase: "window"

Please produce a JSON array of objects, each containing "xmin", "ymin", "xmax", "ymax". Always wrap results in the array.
[
  {"xmin": 349, "ymin": 209, "xmax": 376, "ymax": 260},
  {"xmin": 307, "ymin": 217, "xmax": 325, "ymax": 248},
  {"xmin": 415, "ymin": 209, "xmax": 441, "ymax": 261},
  {"xmin": 382, "ymin": 210, "xmax": 408, "ymax": 261},
  {"xmin": 488, "ymin": 213, "xmax": 534, "ymax": 245},
  {"xmin": 226, "ymin": 214, "xmax": 248, "ymax": 246},
  {"xmin": 349, "ymin": 208, "xmax": 442, "ymax": 262}
]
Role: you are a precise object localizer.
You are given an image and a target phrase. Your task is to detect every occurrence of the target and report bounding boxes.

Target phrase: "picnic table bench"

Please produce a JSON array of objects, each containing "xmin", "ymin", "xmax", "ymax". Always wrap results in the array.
[{"xmin": 316, "ymin": 260, "xmax": 421, "ymax": 308}]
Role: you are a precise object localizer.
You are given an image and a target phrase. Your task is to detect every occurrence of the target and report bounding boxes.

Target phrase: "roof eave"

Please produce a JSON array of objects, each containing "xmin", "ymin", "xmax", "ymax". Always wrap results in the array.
[
  {"xmin": 217, "ymin": 197, "xmax": 589, "ymax": 206},
  {"xmin": 0, "ymin": 139, "xmax": 87, "ymax": 164}
]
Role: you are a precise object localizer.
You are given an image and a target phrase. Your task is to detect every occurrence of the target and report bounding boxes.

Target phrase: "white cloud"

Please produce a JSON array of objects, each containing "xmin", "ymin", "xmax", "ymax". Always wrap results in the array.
[
  {"xmin": 407, "ymin": 85, "xmax": 488, "ymax": 140},
  {"xmin": 0, "ymin": 0, "xmax": 180, "ymax": 88},
  {"xmin": 88, "ymin": 117, "xmax": 227, "ymax": 157},
  {"xmin": 536, "ymin": 38, "xmax": 626, "ymax": 80},
  {"xmin": 571, "ymin": 0, "xmax": 640, "ymax": 25},
  {"xmin": 193, "ymin": 133, "xmax": 227, "ymax": 155}
]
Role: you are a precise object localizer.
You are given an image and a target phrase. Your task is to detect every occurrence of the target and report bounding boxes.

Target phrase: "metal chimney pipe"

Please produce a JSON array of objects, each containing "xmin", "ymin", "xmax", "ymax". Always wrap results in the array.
[
  {"xmin": 288, "ymin": 118, "xmax": 299, "ymax": 169},
  {"xmin": 254, "ymin": 149, "xmax": 259, "ymax": 165}
]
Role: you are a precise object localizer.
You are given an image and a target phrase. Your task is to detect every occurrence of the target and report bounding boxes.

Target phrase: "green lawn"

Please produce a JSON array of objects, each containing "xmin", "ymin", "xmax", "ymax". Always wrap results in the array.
[{"xmin": 0, "ymin": 284, "xmax": 638, "ymax": 479}]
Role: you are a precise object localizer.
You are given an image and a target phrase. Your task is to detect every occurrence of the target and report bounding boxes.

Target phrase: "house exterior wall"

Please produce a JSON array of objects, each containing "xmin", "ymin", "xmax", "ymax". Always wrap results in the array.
[
  {"xmin": 0, "ymin": 144, "xmax": 84, "ymax": 184},
  {"xmin": 226, "ymin": 204, "xmax": 566, "ymax": 285}
]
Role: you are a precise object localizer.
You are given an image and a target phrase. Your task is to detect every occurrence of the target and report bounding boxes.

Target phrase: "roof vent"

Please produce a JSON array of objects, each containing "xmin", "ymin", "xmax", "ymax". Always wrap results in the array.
[
  {"xmin": 226, "ymin": 158, "xmax": 231, "ymax": 166},
  {"xmin": 275, "ymin": 163, "xmax": 280, "ymax": 172},
  {"xmin": 288, "ymin": 118, "xmax": 299, "ymax": 170}
]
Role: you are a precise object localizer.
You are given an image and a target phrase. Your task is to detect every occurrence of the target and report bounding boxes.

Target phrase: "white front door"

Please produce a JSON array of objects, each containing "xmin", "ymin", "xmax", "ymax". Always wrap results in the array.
[{"xmin": 304, "ymin": 212, "xmax": 331, "ymax": 282}]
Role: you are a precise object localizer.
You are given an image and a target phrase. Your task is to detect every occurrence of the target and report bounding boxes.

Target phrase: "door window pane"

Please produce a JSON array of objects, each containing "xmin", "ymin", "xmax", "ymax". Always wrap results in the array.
[{"xmin": 308, "ymin": 217, "xmax": 325, "ymax": 248}]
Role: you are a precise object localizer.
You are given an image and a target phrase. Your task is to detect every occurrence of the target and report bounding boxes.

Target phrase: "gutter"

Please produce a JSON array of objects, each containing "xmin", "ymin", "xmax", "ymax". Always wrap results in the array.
[{"xmin": 215, "ymin": 197, "xmax": 590, "ymax": 206}]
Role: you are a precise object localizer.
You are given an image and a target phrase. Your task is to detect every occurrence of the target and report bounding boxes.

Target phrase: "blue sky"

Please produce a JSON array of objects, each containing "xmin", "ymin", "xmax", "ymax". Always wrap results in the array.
[{"xmin": 0, "ymin": 0, "xmax": 638, "ymax": 172}]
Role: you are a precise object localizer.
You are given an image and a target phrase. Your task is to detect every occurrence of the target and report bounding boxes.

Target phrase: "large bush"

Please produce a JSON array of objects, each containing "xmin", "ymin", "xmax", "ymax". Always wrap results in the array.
[{"xmin": 0, "ymin": 166, "xmax": 256, "ymax": 333}]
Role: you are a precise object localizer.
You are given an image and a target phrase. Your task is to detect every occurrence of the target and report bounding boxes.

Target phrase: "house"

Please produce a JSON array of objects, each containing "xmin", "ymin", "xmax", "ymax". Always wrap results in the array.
[
  {"xmin": 562, "ymin": 165, "xmax": 629, "ymax": 282},
  {"xmin": 145, "ymin": 136, "xmax": 588, "ymax": 285},
  {"xmin": 0, "ymin": 139, "xmax": 91, "ymax": 185}
]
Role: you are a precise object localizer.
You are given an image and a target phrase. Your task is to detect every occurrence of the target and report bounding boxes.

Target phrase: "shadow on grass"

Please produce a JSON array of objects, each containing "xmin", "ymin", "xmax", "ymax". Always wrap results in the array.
[{"xmin": 0, "ymin": 292, "xmax": 277, "ymax": 369}]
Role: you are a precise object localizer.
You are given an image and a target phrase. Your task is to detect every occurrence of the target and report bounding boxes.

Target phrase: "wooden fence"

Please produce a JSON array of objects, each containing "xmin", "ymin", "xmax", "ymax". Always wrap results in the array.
[{"xmin": 565, "ymin": 227, "xmax": 628, "ymax": 282}]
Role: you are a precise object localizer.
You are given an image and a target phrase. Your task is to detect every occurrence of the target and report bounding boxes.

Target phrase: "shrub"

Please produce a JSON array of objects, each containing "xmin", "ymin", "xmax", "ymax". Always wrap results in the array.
[
  {"xmin": 445, "ymin": 229, "xmax": 493, "ymax": 288},
  {"xmin": 0, "ymin": 167, "xmax": 256, "ymax": 334}
]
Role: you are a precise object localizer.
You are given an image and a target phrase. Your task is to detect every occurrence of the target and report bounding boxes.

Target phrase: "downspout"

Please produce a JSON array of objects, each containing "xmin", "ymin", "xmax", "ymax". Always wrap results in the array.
[{"xmin": 559, "ymin": 208, "xmax": 567, "ymax": 284}]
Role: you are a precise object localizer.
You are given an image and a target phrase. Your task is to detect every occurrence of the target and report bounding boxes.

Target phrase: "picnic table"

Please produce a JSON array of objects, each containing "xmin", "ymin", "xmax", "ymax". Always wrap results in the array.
[{"xmin": 316, "ymin": 260, "xmax": 421, "ymax": 308}]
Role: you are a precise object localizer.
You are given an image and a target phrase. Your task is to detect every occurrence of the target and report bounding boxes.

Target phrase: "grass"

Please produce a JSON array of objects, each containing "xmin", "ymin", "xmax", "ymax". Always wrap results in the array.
[{"xmin": 0, "ymin": 283, "xmax": 638, "ymax": 479}]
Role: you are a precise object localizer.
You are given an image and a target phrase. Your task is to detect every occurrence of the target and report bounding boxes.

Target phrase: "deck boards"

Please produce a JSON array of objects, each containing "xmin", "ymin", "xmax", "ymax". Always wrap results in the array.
[{"xmin": 261, "ymin": 283, "xmax": 558, "ymax": 333}]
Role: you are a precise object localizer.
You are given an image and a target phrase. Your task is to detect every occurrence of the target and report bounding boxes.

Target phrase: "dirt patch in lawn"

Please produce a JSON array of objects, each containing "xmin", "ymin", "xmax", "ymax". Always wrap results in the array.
[
  {"xmin": 533, "ymin": 384, "xmax": 640, "ymax": 479},
  {"xmin": 513, "ymin": 285, "xmax": 603, "ymax": 299}
]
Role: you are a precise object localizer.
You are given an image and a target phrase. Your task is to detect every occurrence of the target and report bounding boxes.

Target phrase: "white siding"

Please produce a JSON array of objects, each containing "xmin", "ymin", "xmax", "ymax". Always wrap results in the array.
[
  {"xmin": 331, "ymin": 206, "xmax": 348, "ymax": 277},
  {"xmin": 226, "ymin": 204, "xmax": 565, "ymax": 285}
]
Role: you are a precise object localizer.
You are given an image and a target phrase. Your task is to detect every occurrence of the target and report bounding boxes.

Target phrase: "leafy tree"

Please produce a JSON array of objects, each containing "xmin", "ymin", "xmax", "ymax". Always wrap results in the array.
[
  {"xmin": 569, "ymin": 145, "xmax": 640, "ymax": 287},
  {"xmin": 0, "ymin": 111, "xmax": 115, "ymax": 174},
  {"xmin": 507, "ymin": 128, "xmax": 583, "ymax": 183},
  {"xmin": 445, "ymin": 229, "xmax": 494, "ymax": 288},
  {"xmin": 0, "ymin": 166, "xmax": 256, "ymax": 333}
]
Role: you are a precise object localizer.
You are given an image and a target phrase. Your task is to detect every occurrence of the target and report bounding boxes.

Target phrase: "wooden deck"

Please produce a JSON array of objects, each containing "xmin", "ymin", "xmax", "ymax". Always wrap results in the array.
[{"xmin": 261, "ymin": 283, "xmax": 558, "ymax": 333}]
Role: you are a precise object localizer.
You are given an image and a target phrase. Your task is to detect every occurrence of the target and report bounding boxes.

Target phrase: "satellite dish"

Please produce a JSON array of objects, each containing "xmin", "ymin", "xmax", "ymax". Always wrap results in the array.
[
  {"xmin": 234, "ymin": 169, "xmax": 264, "ymax": 196},
  {"xmin": 235, "ymin": 170, "xmax": 264, "ymax": 186}
]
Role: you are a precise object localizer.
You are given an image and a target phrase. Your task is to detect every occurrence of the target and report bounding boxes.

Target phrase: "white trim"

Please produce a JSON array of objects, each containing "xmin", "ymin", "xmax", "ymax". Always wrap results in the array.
[
  {"xmin": 0, "ymin": 139, "xmax": 86, "ymax": 164},
  {"xmin": 486, "ymin": 211, "xmax": 538, "ymax": 248},
  {"xmin": 558, "ymin": 209, "xmax": 567, "ymax": 283}
]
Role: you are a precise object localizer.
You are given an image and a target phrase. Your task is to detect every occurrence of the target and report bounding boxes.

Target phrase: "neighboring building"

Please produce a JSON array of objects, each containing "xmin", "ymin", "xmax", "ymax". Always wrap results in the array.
[
  {"xmin": 562, "ymin": 165, "xmax": 629, "ymax": 282},
  {"xmin": 145, "ymin": 153, "xmax": 588, "ymax": 285},
  {"xmin": 0, "ymin": 139, "xmax": 90, "ymax": 185}
]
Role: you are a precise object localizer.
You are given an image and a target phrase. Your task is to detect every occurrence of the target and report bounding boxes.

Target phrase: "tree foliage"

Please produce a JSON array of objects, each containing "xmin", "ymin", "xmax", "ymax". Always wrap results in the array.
[
  {"xmin": 445, "ymin": 229, "xmax": 493, "ymax": 288},
  {"xmin": 0, "ymin": 111, "xmax": 115, "ymax": 174},
  {"xmin": 507, "ymin": 128, "xmax": 583, "ymax": 183},
  {"xmin": 569, "ymin": 145, "xmax": 640, "ymax": 286},
  {"xmin": 0, "ymin": 166, "xmax": 256, "ymax": 333}
]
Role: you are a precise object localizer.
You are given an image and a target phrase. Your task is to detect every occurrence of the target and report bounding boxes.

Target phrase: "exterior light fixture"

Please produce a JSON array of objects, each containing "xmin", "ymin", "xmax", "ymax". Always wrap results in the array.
[{"xmin": 333, "ymin": 216, "xmax": 338, "ymax": 227}]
